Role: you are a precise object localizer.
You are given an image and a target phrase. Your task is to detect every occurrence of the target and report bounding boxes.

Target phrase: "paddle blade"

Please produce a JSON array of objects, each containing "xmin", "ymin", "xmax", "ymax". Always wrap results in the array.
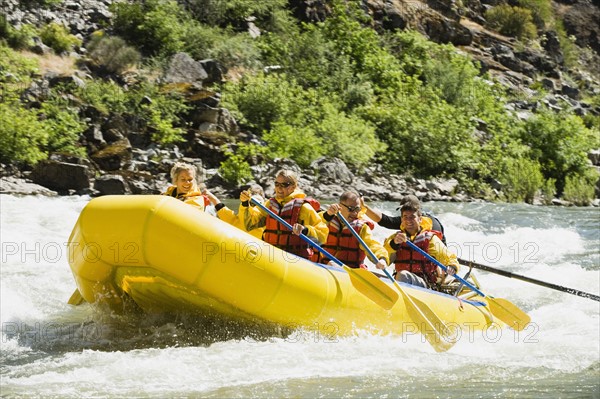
[
  {"xmin": 487, "ymin": 297, "xmax": 531, "ymax": 331},
  {"xmin": 68, "ymin": 288, "xmax": 85, "ymax": 305},
  {"xmin": 343, "ymin": 266, "xmax": 399, "ymax": 310},
  {"xmin": 399, "ymin": 287, "xmax": 457, "ymax": 352}
]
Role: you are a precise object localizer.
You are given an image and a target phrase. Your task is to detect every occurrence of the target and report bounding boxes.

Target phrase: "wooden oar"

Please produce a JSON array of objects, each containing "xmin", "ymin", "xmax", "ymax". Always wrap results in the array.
[
  {"xmin": 250, "ymin": 198, "xmax": 399, "ymax": 310},
  {"xmin": 406, "ymin": 241, "xmax": 531, "ymax": 331},
  {"xmin": 336, "ymin": 212, "xmax": 455, "ymax": 352},
  {"xmin": 459, "ymin": 258, "xmax": 600, "ymax": 302}
]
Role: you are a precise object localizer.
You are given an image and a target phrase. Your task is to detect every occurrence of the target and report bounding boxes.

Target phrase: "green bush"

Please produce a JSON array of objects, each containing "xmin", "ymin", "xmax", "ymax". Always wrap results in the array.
[
  {"xmin": 520, "ymin": 108, "xmax": 599, "ymax": 195},
  {"xmin": 87, "ymin": 33, "xmax": 141, "ymax": 74},
  {"xmin": 0, "ymin": 17, "xmax": 36, "ymax": 50},
  {"xmin": 260, "ymin": 123, "xmax": 323, "ymax": 168},
  {"xmin": 555, "ymin": 21, "xmax": 579, "ymax": 68},
  {"xmin": 315, "ymin": 105, "xmax": 384, "ymax": 168},
  {"xmin": 40, "ymin": 22, "xmax": 81, "ymax": 53},
  {"xmin": 540, "ymin": 178, "xmax": 556, "ymax": 205},
  {"xmin": 76, "ymin": 79, "xmax": 188, "ymax": 144},
  {"xmin": 110, "ymin": 0, "xmax": 187, "ymax": 57},
  {"xmin": 0, "ymin": 44, "xmax": 39, "ymax": 97},
  {"xmin": 77, "ymin": 79, "xmax": 128, "ymax": 115},
  {"xmin": 221, "ymin": 73, "xmax": 307, "ymax": 132},
  {"xmin": 219, "ymin": 148, "xmax": 254, "ymax": 185},
  {"xmin": 359, "ymin": 92, "xmax": 476, "ymax": 177},
  {"xmin": 562, "ymin": 170, "xmax": 597, "ymax": 205},
  {"xmin": 41, "ymin": 97, "xmax": 86, "ymax": 156},
  {"xmin": 0, "ymin": 103, "xmax": 49, "ymax": 164},
  {"xmin": 517, "ymin": 0, "xmax": 553, "ymax": 29},
  {"xmin": 184, "ymin": 0, "xmax": 288, "ymax": 29},
  {"xmin": 499, "ymin": 157, "xmax": 543, "ymax": 203},
  {"xmin": 423, "ymin": 45, "xmax": 481, "ymax": 106},
  {"xmin": 485, "ymin": 5, "xmax": 538, "ymax": 40}
]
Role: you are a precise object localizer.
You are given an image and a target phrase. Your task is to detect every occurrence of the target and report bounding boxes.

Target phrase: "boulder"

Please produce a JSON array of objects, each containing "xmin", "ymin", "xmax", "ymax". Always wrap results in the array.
[
  {"xmin": 310, "ymin": 157, "xmax": 354, "ymax": 184},
  {"xmin": 90, "ymin": 138, "xmax": 132, "ymax": 171},
  {"xmin": 30, "ymin": 160, "xmax": 92, "ymax": 191},
  {"xmin": 94, "ymin": 174, "xmax": 131, "ymax": 195},
  {"xmin": 163, "ymin": 52, "xmax": 208, "ymax": 85}
]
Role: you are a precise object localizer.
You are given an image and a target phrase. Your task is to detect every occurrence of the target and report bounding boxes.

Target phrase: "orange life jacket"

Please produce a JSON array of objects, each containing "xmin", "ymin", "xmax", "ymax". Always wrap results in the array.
[
  {"xmin": 322, "ymin": 217, "xmax": 374, "ymax": 268},
  {"xmin": 393, "ymin": 230, "xmax": 444, "ymax": 287},
  {"xmin": 263, "ymin": 197, "xmax": 321, "ymax": 260}
]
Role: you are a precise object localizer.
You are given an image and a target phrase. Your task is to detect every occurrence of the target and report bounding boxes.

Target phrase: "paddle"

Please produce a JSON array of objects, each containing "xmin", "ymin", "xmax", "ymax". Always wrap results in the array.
[
  {"xmin": 68, "ymin": 288, "xmax": 85, "ymax": 305},
  {"xmin": 336, "ymin": 211, "xmax": 456, "ymax": 352},
  {"xmin": 249, "ymin": 198, "xmax": 399, "ymax": 310},
  {"xmin": 404, "ymin": 240, "xmax": 531, "ymax": 331},
  {"xmin": 459, "ymin": 258, "xmax": 600, "ymax": 302}
]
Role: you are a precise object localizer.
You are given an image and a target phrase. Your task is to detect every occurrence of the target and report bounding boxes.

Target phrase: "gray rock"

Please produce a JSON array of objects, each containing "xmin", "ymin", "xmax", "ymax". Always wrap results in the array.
[
  {"xmin": 163, "ymin": 52, "xmax": 208, "ymax": 85},
  {"xmin": 0, "ymin": 177, "xmax": 58, "ymax": 196},
  {"xmin": 30, "ymin": 160, "xmax": 92, "ymax": 192},
  {"xmin": 94, "ymin": 174, "xmax": 131, "ymax": 195}
]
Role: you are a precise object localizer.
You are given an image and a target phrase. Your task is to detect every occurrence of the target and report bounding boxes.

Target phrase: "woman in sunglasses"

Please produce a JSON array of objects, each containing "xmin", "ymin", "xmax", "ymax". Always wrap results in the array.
[
  {"xmin": 240, "ymin": 169, "xmax": 328, "ymax": 260},
  {"xmin": 320, "ymin": 191, "xmax": 389, "ymax": 270}
]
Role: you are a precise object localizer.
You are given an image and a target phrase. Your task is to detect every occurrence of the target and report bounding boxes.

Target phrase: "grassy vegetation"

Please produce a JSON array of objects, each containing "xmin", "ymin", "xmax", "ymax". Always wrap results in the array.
[{"xmin": 0, "ymin": 0, "xmax": 598, "ymax": 203}]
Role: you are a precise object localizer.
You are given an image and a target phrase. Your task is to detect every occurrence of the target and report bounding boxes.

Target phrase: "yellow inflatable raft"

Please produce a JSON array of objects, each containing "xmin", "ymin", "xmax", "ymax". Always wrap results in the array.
[{"xmin": 68, "ymin": 195, "xmax": 511, "ymax": 348}]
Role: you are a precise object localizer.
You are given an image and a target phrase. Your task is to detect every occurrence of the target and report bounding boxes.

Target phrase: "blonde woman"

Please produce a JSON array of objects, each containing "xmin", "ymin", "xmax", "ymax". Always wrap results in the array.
[{"xmin": 163, "ymin": 162, "xmax": 210, "ymax": 211}]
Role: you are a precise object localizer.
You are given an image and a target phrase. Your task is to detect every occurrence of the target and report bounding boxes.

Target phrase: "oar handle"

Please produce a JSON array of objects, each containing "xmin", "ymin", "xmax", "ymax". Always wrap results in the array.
[
  {"xmin": 250, "ymin": 198, "xmax": 342, "ymax": 267},
  {"xmin": 459, "ymin": 258, "xmax": 600, "ymax": 302},
  {"xmin": 405, "ymin": 240, "xmax": 486, "ymax": 297}
]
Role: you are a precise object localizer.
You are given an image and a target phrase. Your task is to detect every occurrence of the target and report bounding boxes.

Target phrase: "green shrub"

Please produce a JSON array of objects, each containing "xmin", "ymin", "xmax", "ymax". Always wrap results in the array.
[
  {"xmin": 184, "ymin": 0, "xmax": 288, "ymax": 29},
  {"xmin": 423, "ymin": 45, "xmax": 481, "ymax": 106},
  {"xmin": 359, "ymin": 92, "xmax": 476, "ymax": 177},
  {"xmin": 499, "ymin": 157, "xmax": 543, "ymax": 203},
  {"xmin": 219, "ymin": 149, "xmax": 254, "ymax": 185},
  {"xmin": 562, "ymin": 170, "xmax": 597, "ymax": 205},
  {"xmin": 485, "ymin": 5, "xmax": 538, "ymax": 40},
  {"xmin": 517, "ymin": 0, "xmax": 553, "ymax": 29},
  {"xmin": 110, "ymin": 0, "xmax": 187, "ymax": 57},
  {"xmin": 316, "ymin": 105, "xmax": 384, "ymax": 169},
  {"xmin": 0, "ymin": 17, "xmax": 36, "ymax": 50},
  {"xmin": 87, "ymin": 33, "xmax": 141, "ymax": 74},
  {"xmin": 520, "ymin": 108, "xmax": 599, "ymax": 195},
  {"xmin": 77, "ymin": 79, "xmax": 128, "ymax": 115},
  {"xmin": 0, "ymin": 103, "xmax": 49, "ymax": 164},
  {"xmin": 221, "ymin": 73, "xmax": 307, "ymax": 132},
  {"xmin": 41, "ymin": 97, "xmax": 86, "ymax": 156},
  {"xmin": 555, "ymin": 21, "xmax": 579, "ymax": 68},
  {"xmin": 540, "ymin": 178, "xmax": 556, "ymax": 205},
  {"xmin": 40, "ymin": 22, "xmax": 81, "ymax": 53},
  {"xmin": 262, "ymin": 122, "xmax": 324, "ymax": 168},
  {"xmin": 76, "ymin": 79, "xmax": 188, "ymax": 144},
  {"xmin": 0, "ymin": 44, "xmax": 39, "ymax": 98}
]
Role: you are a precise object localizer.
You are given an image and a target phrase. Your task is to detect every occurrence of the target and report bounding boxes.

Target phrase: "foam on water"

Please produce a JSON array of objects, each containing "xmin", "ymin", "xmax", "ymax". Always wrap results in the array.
[{"xmin": 1, "ymin": 195, "xmax": 598, "ymax": 397}]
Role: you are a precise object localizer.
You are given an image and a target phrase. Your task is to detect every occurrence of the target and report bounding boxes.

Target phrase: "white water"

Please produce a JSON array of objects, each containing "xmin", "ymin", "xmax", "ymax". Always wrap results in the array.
[{"xmin": 1, "ymin": 195, "xmax": 599, "ymax": 398}]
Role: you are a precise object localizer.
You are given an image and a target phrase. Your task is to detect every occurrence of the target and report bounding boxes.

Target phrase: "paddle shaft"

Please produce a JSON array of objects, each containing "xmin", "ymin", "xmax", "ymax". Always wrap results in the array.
[
  {"xmin": 404, "ymin": 240, "xmax": 487, "ymax": 297},
  {"xmin": 250, "ymin": 198, "xmax": 341, "ymax": 266},
  {"xmin": 459, "ymin": 258, "xmax": 600, "ymax": 302}
]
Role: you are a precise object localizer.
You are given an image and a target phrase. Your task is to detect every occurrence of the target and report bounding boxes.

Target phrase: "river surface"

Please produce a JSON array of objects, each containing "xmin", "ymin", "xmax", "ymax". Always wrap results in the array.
[{"xmin": 1, "ymin": 194, "xmax": 599, "ymax": 398}]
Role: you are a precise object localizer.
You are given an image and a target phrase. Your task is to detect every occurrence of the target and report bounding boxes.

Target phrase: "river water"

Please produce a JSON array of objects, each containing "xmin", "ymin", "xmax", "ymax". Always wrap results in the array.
[{"xmin": 1, "ymin": 194, "xmax": 599, "ymax": 398}]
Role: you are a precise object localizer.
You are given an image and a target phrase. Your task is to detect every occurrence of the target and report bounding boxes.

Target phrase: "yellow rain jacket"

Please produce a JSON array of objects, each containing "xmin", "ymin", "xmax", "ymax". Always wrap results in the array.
[{"xmin": 163, "ymin": 186, "xmax": 209, "ymax": 211}]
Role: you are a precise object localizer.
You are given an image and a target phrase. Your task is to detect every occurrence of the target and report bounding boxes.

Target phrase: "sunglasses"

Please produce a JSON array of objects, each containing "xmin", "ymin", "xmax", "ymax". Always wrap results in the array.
[
  {"xmin": 340, "ymin": 203, "xmax": 361, "ymax": 213},
  {"xmin": 274, "ymin": 181, "xmax": 292, "ymax": 188}
]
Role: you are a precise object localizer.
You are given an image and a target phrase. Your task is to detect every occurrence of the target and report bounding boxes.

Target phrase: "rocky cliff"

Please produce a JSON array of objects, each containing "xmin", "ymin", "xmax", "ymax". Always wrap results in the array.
[{"xmin": 1, "ymin": 0, "xmax": 599, "ymax": 205}]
